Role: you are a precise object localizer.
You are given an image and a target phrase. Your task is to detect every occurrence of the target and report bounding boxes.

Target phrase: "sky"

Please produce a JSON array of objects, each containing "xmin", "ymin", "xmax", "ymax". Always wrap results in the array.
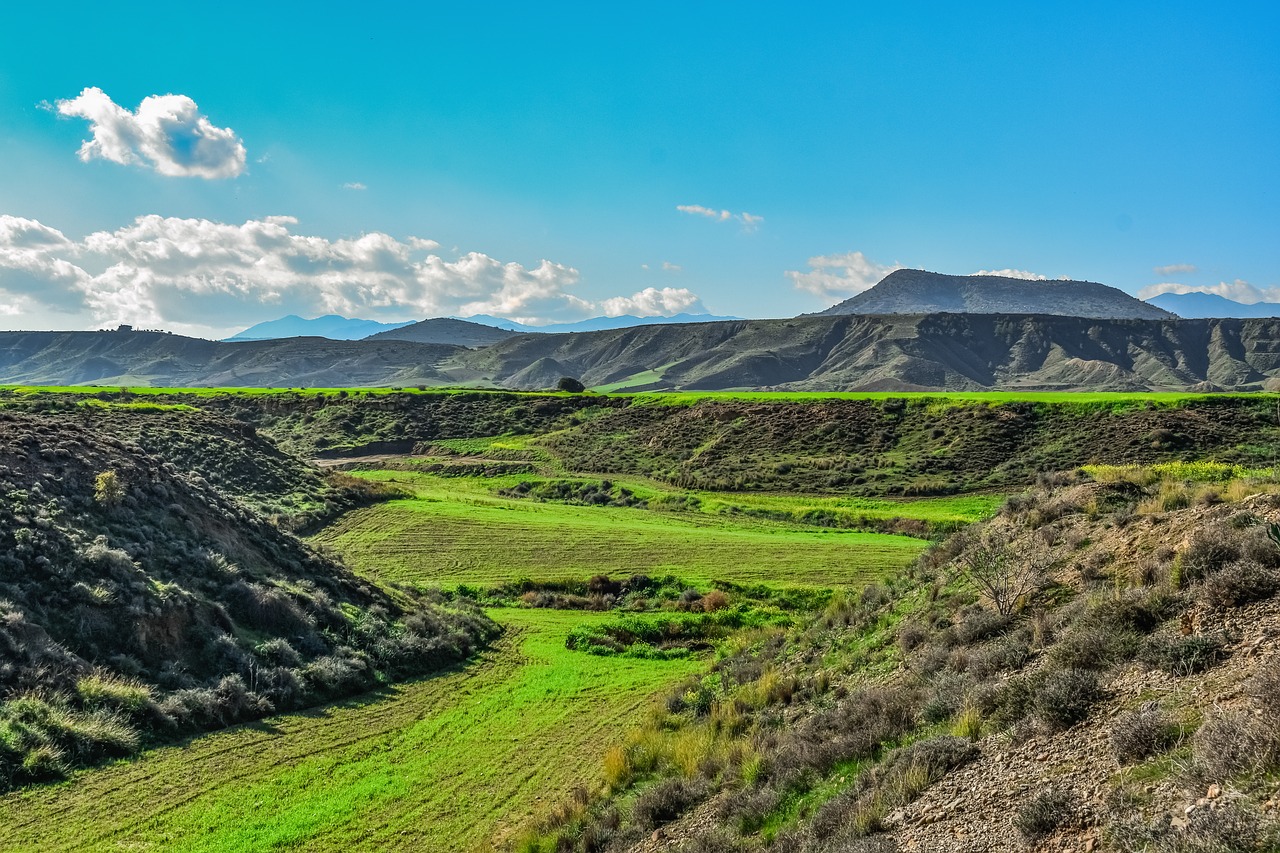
[{"xmin": 0, "ymin": 1, "xmax": 1277, "ymax": 339}]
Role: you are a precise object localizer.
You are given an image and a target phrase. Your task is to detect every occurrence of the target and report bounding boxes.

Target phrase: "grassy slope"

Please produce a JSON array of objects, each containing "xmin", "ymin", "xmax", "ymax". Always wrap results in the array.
[
  {"xmin": 0, "ymin": 609, "xmax": 701, "ymax": 853},
  {"xmin": 312, "ymin": 471, "xmax": 930, "ymax": 589}
]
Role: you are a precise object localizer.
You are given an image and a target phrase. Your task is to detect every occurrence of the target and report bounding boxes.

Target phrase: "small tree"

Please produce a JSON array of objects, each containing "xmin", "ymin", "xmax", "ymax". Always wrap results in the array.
[
  {"xmin": 556, "ymin": 376, "xmax": 586, "ymax": 393},
  {"xmin": 956, "ymin": 537, "xmax": 1054, "ymax": 616},
  {"xmin": 94, "ymin": 470, "xmax": 125, "ymax": 508}
]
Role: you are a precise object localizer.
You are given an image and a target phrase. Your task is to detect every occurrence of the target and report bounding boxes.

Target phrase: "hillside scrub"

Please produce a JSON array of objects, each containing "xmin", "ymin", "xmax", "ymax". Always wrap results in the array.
[
  {"xmin": 11, "ymin": 390, "xmax": 1280, "ymax": 501},
  {"xmin": 515, "ymin": 473, "xmax": 1280, "ymax": 852},
  {"xmin": 0, "ymin": 411, "xmax": 498, "ymax": 789}
]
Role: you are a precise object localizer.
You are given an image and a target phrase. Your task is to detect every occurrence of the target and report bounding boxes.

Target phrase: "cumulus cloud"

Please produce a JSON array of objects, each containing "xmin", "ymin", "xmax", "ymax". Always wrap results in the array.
[
  {"xmin": 785, "ymin": 251, "xmax": 903, "ymax": 299},
  {"xmin": 1138, "ymin": 279, "xmax": 1280, "ymax": 304},
  {"xmin": 0, "ymin": 216, "xmax": 91, "ymax": 312},
  {"xmin": 0, "ymin": 214, "xmax": 710, "ymax": 336},
  {"xmin": 1154, "ymin": 263, "xmax": 1197, "ymax": 276},
  {"xmin": 599, "ymin": 287, "xmax": 704, "ymax": 318},
  {"xmin": 56, "ymin": 87, "xmax": 246, "ymax": 179},
  {"xmin": 676, "ymin": 204, "xmax": 763, "ymax": 231},
  {"xmin": 661, "ymin": 261, "xmax": 682, "ymax": 272},
  {"xmin": 342, "ymin": 182, "xmax": 367, "ymax": 191},
  {"xmin": 970, "ymin": 268, "xmax": 1048, "ymax": 280}
]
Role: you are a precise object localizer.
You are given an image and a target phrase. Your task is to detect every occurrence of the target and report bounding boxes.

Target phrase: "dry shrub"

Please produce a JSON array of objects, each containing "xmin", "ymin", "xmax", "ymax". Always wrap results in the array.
[
  {"xmin": 1034, "ymin": 668, "xmax": 1100, "ymax": 731},
  {"xmin": 1200, "ymin": 559, "xmax": 1280, "ymax": 608},
  {"xmin": 1014, "ymin": 788, "xmax": 1072, "ymax": 840},
  {"xmin": 700, "ymin": 589, "xmax": 730, "ymax": 612},
  {"xmin": 1110, "ymin": 703, "xmax": 1177, "ymax": 764},
  {"xmin": 631, "ymin": 776, "xmax": 708, "ymax": 830}
]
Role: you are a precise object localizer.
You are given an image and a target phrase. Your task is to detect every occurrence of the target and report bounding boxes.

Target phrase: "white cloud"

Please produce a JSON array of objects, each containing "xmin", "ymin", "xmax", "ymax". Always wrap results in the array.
[
  {"xmin": 598, "ymin": 287, "xmax": 704, "ymax": 318},
  {"xmin": 785, "ymin": 251, "xmax": 903, "ymax": 299},
  {"xmin": 970, "ymin": 268, "xmax": 1049, "ymax": 280},
  {"xmin": 661, "ymin": 261, "xmax": 682, "ymax": 272},
  {"xmin": 342, "ymin": 182, "xmax": 367, "ymax": 191},
  {"xmin": 1138, "ymin": 279, "xmax": 1280, "ymax": 304},
  {"xmin": 677, "ymin": 204, "xmax": 732, "ymax": 221},
  {"xmin": 56, "ymin": 87, "xmax": 246, "ymax": 179},
  {"xmin": 0, "ymin": 214, "xmax": 711, "ymax": 336},
  {"xmin": 676, "ymin": 204, "xmax": 763, "ymax": 231},
  {"xmin": 1154, "ymin": 263, "xmax": 1197, "ymax": 276}
]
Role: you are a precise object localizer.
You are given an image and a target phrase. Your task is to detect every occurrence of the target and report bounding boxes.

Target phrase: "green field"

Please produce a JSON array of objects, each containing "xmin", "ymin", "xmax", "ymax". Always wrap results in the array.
[
  {"xmin": 0, "ymin": 609, "xmax": 702, "ymax": 853},
  {"xmin": 312, "ymin": 471, "xmax": 932, "ymax": 589}
]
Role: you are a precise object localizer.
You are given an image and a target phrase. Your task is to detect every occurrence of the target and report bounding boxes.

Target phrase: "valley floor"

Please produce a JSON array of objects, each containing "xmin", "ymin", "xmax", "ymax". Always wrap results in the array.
[{"xmin": 0, "ymin": 609, "xmax": 700, "ymax": 853}]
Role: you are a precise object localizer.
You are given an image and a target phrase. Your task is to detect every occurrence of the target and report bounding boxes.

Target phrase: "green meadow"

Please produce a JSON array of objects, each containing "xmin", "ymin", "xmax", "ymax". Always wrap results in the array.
[
  {"xmin": 0, "ymin": 609, "xmax": 701, "ymax": 853},
  {"xmin": 312, "ymin": 470, "xmax": 936, "ymax": 590}
]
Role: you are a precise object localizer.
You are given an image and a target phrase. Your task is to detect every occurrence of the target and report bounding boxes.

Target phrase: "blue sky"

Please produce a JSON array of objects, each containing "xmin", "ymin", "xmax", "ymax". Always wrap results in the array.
[{"xmin": 0, "ymin": 1, "xmax": 1276, "ymax": 337}]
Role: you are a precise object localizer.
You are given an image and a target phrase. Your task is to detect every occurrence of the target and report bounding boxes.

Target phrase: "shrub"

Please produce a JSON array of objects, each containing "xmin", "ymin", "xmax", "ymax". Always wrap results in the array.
[
  {"xmin": 1107, "ymin": 804, "xmax": 1279, "ymax": 853},
  {"xmin": 632, "ymin": 777, "xmax": 708, "ymax": 830},
  {"xmin": 1193, "ymin": 711, "xmax": 1280, "ymax": 781},
  {"xmin": 1110, "ymin": 704, "xmax": 1177, "ymax": 764},
  {"xmin": 1014, "ymin": 788, "xmax": 1071, "ymax": 840},
  {"xmin": 1179, "ymin": 527, "xmax": 1240, "ymax": 583},
  {"xmin": 1142, "ymin": 635, "xmax": 1223, "ymax": 676},
  {"xmin": 1201, "ymin": 559, "xmax": 1280, "ymax": 608},
  {"xmin": 1034, "ymin": 668, "xmax": 1100, "ymax": 731}
]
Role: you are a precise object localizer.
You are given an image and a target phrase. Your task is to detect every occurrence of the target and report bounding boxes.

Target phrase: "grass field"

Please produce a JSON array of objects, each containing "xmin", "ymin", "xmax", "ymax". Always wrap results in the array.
[
  {"xmin": 312, "ymin": 471, "xmax": 931, "ymax": 589},
  {"xmin": 0, "ymin": 609, "xmax": 702, "ymax": 853}
]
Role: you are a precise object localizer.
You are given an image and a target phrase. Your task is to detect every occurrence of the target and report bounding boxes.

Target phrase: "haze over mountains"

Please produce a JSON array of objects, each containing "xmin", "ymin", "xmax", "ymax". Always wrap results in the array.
[
  {"xmin": 1145, "ymin": 291, "xmax": 1280, "ymax": 319},
  {"xmin": 226, "ymin": 312, "xmax": 744, "ymax": 343}
]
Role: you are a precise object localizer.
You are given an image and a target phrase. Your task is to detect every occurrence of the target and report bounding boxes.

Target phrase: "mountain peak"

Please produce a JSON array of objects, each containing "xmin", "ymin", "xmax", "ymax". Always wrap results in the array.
[{"xmin": 817, "ymin": 269, "xmax": 1174, "ymax": 320}]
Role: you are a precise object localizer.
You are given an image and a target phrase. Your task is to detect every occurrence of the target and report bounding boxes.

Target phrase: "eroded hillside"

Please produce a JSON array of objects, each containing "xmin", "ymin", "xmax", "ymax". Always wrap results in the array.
[
  {"xmin": 0, "ymin": 406, "xmax": 496, "ymax": 789},
  {"xmin": 517, "ymin": 471, "xmax": 1280, "ymax": 852}
]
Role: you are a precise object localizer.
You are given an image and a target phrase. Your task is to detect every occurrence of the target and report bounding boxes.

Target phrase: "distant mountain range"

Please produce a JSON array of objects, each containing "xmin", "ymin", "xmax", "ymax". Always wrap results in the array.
[
  {"xmin": 226, "ymin": 312, "xmax": 744, "ymax": 343},
  {"xmin": 819, "ymin": 269, "xmax": 1173, "ymax": 320},
  {"xmin": 459, "ymin": 313, "xmax": 744, "ymax": 334},
  {"xmin": 225, "ymin": 315, "xmax": 415, "ymax": 341},
  {"xmin": 1144, "ymin": 291, "xmax": 1280, "ymax": 319},
  {"xmin": 9, "ymin": 315, "xmax": 1280, "ymax": 392}
]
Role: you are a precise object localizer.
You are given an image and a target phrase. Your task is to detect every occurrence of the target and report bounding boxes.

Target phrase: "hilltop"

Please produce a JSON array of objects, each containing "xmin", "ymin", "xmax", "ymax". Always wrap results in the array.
[
  {"xmin": 365, "ymin": 317, "xmax": 521, "ymax": 347},
  {"xmin": 819, "ymin": 269, "xmax": 1174, "ymax": 320}
]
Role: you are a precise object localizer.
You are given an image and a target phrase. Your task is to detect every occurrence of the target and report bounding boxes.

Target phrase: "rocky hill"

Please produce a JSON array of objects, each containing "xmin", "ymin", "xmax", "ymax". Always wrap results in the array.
[
  {"xmin": 364, "ymin": 317, "xmax": 521, "ymax": 347},
  {"xmin": 819, "ymin": 269, "xmax": 1174, "ymax": 320}
]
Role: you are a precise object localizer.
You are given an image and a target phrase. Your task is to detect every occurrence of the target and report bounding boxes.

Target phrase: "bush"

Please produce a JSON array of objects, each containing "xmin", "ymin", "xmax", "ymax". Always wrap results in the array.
[
  {"xmin": 1179, "ymin": 527, "xmax": 1240, "ymax": 583},
  {"xmin": 632, "ymin": 777, "xmax": 708, "ymax": 830},
  {"xmin": 1201, "ymin": 559, "xmax": 1280, "ymax": 608},
  {"xmin": 1110, "ymin": 704, "xmax": 1177, "ymax": 764},
  {"xmin": 1107, "ymin": 802, "xmax": 1280, "ymax": 853},
  {"xmin": 1034, "ymin": 668, "xmax": 1100, "ymax": 731},
  {"xmin": 1142, "ymin": 635, "xmax": 1223, "ymax": 676},
  {"xmin": 1014, "ymin": 788, "xmax": 1071, "ymax": 840}
]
